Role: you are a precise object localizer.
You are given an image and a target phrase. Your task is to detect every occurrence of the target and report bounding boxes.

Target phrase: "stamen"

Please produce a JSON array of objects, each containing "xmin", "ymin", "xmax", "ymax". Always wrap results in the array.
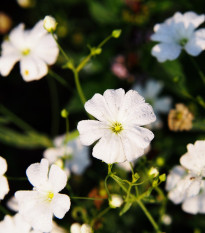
[
  {"xmin": 111, "ymin": 122, "xmax": 123, "ymax": 134},
  {"xmin": 22, "ymin": 48, "xmax": 31, "ymax": 56}
]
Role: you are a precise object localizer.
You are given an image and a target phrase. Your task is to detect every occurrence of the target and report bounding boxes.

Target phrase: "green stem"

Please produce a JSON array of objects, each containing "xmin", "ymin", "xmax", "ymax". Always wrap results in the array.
[
  {"xmin": 73, "ymin": 69, "xmax": 86, "ymax": 105},
  {"xmin": 189, "ymin": 56, "xmax": 205, "ymax": 85},
  {"xmin": 46, "ymin": 76, "xmax": 59, "ymax": 136},
  {"xmin": 105, "ymin": 174, "xmax": 111, "ymax": 200},
  {"xmin": 97, "ymin": 35, "xmax": 112, "ymax": 48},
  {"xmin": 71, "ymin": 196, "xmax": 107, "ymax": 201},
  {"xmin": 65, "ymin": 114, "xmax": 69, "ymax": 143},
  {"xmin": 0, "ymin": 105, "xmax": 34, "ymax": 132},
  {"xmin": 137, "ymin": 199, "xmax": 161, "ymax": 233},
  {"xmin": 51, "ymin": 33, "xmax": 70, "ymax": 62}
]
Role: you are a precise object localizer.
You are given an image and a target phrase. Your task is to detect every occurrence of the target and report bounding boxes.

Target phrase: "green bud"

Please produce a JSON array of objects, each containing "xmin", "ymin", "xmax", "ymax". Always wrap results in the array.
[
  {"xmin": 61, "ymin": 109, "xmax": 69, "ymax": 118},
  {"xmin": 132, "ymin": 172, "xmax": 140, "ymax": 183},
  {"xmin": 91, "ymin": 47, "xmax": 102, "ymax": 55},
  {"xmin": 112, "ymin": 29, "xmax": 122, "ymax": 38},
  {"xmin": 152, "ymin": 179, "xmax": 158, "ymax": 188},
  {"xmin": 156, "ymin": 157, "xmax": 165, "ymax": 167},
  {"xmin": 159, "ymin": 174, "xmax": 166, "ymax": 182}
]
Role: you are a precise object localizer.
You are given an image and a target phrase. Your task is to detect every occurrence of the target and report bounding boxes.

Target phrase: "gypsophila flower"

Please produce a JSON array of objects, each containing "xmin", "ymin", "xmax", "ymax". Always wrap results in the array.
[
  {"xmin": 0, "ymin": 156, "xmax": 9, "ymax": 200},
  {"xmin": 15, "ymin": 159, "xmax": 70, "ymax": 232},
  {"xmin": 77, "ymin": 88, "xmax": 156, "ymax": 164},
  {"xmin": 70, "ymin": 223, "xmax": 81, "ymax": 233},
  {"xmin": 43, "ymin": 16, "xmax": 57, "ymax": 33},
  {"xmin": 109, "ymin": 194, "xmax": 123, "ymax": 208},
  {"xmin": 133, "ymin": 79, "xmax": 172, "ymax": 129},
  {"xmin": 0, "ymin": 19, "xmax": 59, "ymax": 81},
  {"xmin": 70, "ymin": 223, "xmax": 92, "ymax": 233},
  {"xmin": 30, "ymin": 221, "xmax": 67, "ymax": 233},
  {"xmin": 0, "ymin": 214, "xmax": 31, "ymax": 233},
  {"xmin": 151, "ymin": 11, "xmax": 205, "ymax": 62},
  {"xmin": 43, "ymin": 135, "xmax": 90, "ymax": 176},
  {"xmin": 166, "ymin": 140, "xmax": 205, "ymax": 214}
]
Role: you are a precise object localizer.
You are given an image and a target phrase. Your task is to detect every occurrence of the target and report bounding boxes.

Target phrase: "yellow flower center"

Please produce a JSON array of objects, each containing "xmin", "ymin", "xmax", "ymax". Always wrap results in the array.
[
  {"xmin": 47, "ymin": 191, "xmax": 54, "ymax": 201},
  {"xmin": 111, "ymin": 122, "xmax": 123, "ymax": 134},
  {"xmin": 24, "ymin": 70, "xmax": 29, "ymax": 76},
  {"xmin": 22, "ymin": 48, "xmax": 30, "ymax": 56}
]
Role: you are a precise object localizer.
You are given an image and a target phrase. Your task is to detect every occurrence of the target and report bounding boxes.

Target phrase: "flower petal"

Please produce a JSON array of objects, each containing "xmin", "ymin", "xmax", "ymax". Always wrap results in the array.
[
  {"xmin": 9, "ymin": 23, "xmax": 26, "ymax": 50},
  {"xmin": 26, "ymin": 159, "xmax": 49, "ymax": 187},
  {"xmin": 182, "ymin": 12, "xmax": 205, "ymax": 28},
  {"xmin": 48, "ymin": 164, "xmax": 67, "ymax": 193},
  {"xmin": 20, "ymin": 56, "xmax": 48, "ymax": 81},
  {"xmin": 0, "ymin": 156, "xmax": 7, "ymax": 175},
  {"xmin": 92, "ymin": 132, "xmax": 126, "ymax": 164},
  {"xmin": 52, "ymin": 193, "xmax": 71, "ymax": 219},
  {"xmin": 77, "ymin": 120, "xmax": 107, "ymax": 145},
  {"xmin": 15, "ymin": 190, "xmax": 53, "ymax": 232},
  {"xmin": 151, "ymin": 43, "xmax": 181, "ymax": 62},
  {"xmin": 0, "ymin": 176, "xmax": 9, "ymax": 200},
  {"xmin": 0, "ymin": 54, "xmax": 20, "ymax": 76}
]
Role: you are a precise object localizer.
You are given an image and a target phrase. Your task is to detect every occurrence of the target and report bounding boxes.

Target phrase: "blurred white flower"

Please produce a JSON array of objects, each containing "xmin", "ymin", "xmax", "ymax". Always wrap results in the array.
[
  {"xmin": 43, "ymin": 16, "xmax": 57, "ymax": 33},
  {"xmin": 43, "ymin": 135, "xmax": 90, "ymax": 176},
  {"xmin": 151, "ymin": 11, "xmax": 205, "ymax": 62},
  {"xmin": 109, "ymin": 194, "xmax": 123, "ymax": 208},
  {"xmin": 70, "ymin": 223, "xmax": 92, "ymax": 233},
  {"xmin": 0, "ymin": 20, "xmax": 59, "ymax": 81},
  {"xmin": 161, "ymin": 214, "xmax": 172, "ymax": 225},
  {"xmin": 77, "ymin": 88, "xmax": 156, "ymax": 164},
  {"xmin": 0, "ymin": 214, "xmax": 31, "ymax": 233},
  {"xmin": 133, "ymin": 79, "xmax": 172, "ymax": 129},
  {"xmin": 15, "ymin": 159, "xmax": 70, "ymax": 232},
  {"xmin": 30, "ymin": 221, "xmax": 67, "ymax": 233},
  {"xmin": 0, "ymin": 156, "xmax": 9, "ymax": 200}
]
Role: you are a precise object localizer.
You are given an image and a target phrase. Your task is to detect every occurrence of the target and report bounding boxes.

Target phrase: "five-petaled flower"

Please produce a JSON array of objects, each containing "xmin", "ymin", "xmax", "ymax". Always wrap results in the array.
[
  {"xmin": 0, "ymin": 19, "xmax": 59, "ymax": 81},
  {"xmin": 15, "ymin": 159, "xmax": 70, "ymax": 232},
  {"xmin": 77, "ymin": 88, "xmax": 156, "ymax": 164},
  {"xmin": 151, "ymin": 11, "xmax": 205, "ymax": 62}
]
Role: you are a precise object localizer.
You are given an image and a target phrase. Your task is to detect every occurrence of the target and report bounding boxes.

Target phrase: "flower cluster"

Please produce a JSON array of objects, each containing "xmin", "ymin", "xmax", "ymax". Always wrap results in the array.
[{"xmin": 166, "ymin": 140, "xmax": 205, "ymax": 214}]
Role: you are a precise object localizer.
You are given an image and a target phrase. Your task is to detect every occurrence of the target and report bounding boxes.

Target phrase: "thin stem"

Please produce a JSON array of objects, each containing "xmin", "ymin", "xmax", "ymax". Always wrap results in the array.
[
  {"xmin": 189, "ymin": 56, "xmax": 205, "ymax": 85},
  {"xmin": 51, "ymin": 33, "xmax": 70, "ymax": 62},
  {"xmin": 47, "ymin": 77, "xmax": 59, "ymax": 136},
  {"xmin": 73, "ymin": 69, "xmax": 86, "ymax": 105},
  {"xmin": 137, "ymin": 199, "xmax": 161, "ymax": 233},
  {"xmin": 105, "ymin": 174, "xmax": 111, "ymax": 200},
  {"xmin": 0, "ymin": 105, "xmax": 34, "ymax": 132},
  {"xmin": 65, "ymin": 114, "xmax": 69, "ymax": 143},
  {"xmin": 97, "ymin": 35, "xmax": 112, "ymax": 48}
]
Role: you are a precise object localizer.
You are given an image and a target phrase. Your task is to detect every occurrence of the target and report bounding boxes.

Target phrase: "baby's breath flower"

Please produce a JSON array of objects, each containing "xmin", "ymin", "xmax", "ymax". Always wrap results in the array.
[
  {"xmin": 148, "ymin": 167, "xmax": 159, "ymax": 177},
  {"xmin": 109, "ymin": 194, "xmax": 123, "ymax": 208},
  {"xmin": 81, "ymin": 224, "xmax": 93, "ymax": 233},
  {"xmin": 15, "ymin": 159, "xmax": 70, "ymax": 232},
  {"xmin": 0, "ymin": 20, "xmax": 59, "ymax": 81},
  {"xmin": 43, "ymin": 16, "xmax": 57, "ymax": 33},
  {"xmin": 161, "ymin": 214, "xmax": 172, "ymax": 225},
  {"xmin": 0, "ymin": 156, "xmax": 9, "ymax": 200},
  {"xmin": 168, "ymin": 103, "xmax": 194, "ymax": 131},
  {"xmin": 151, "ymin": 11, "xmax": 205, "ymax": 62},
  {"xmin": 77, "ymin": 88, "xmax": 156, "ymax": 164}
]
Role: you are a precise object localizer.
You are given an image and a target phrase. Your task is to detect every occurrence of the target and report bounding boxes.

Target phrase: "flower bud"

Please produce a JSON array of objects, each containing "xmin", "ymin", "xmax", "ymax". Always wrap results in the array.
[
  {"xmin": 112, "ymin": 29, "xmax": 122, "ymax": 38},
  {"xmin": 70, "ymin": 223, "xmax": 81, "ymax": 233},
  {"xmin": 148, "ymin": 167, "xmax": 159, "ymax": 177},
  {"xmin": 81, "ymin": 224, "xmax": 93, "ymax": 233},
  {"xmin": 109, "ymin": 194, "xmax": 123, "ymax": 208},
  {"xmin": 43, "ymin": 16, "xmax": 57, "ymax": 33}
]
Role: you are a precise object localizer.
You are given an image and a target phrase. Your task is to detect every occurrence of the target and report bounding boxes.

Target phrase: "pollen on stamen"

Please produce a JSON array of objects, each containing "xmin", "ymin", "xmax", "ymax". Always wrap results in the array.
[
  {"xmin": 24, "ymin": 70, "xmax": 29, "ymax": 76},
  {"xmin": 47, "ymin": 191, "xmax": 54, "ymax": 201},
  {"xmin": 22, "ymin": 48, "xmax": 30, "ymax": 56},
  {"xmin": 111, "ymin": 122, "xmax": 123, "ymax": 134}
]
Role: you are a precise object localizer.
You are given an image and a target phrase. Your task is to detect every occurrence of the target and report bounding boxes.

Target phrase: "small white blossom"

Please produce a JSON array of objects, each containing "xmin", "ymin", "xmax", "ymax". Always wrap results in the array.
[
  {"xmin": 43, "ymin": 16, "xmax": 57, "ymax": 33},
  {"xmin": 161, "ymin": 214, "xmax": 172, "ymax": 225},
  {"xmin": 0, "ymin": 156, "xmax": 9, "ymax": 200},
  {"xmin": 0, "ymin": 20, "xmax": 59, "ymax": 81},
  {"xmin": 151, "ymin": 11, "xmax": 205, "ymax": 62},
  {"xmin": 70, "ymin": 223, "xmax": 92, "ymax": 233},
  {"xmin": 148, "ymin": 167, "xmax": 159, "ymax": 177},
  {"xmin": 77, "ymin": 88, "xmax": 156, "ymax": 164},
  {"xmin": 133, "ymin": 80, "xmax": 172, "ymax": 129},
  {"xmin": 43, "ymin": 135, "xmax": 90, "ymax": 176},
  {"xmin": 109, "ymin": 194, "xmax": 123, "ymax": 208},
  {"xmin": 0, "ymin": 214, "xmax": 31, "ymax": 233},
  {"xmin": 81, "ymin": 224, "xmax": 92, "ymax": 233},
  {"xmin": 70, "ymin": 223, "xmax": 81, "ymax": 233},
  {"xmin": 15, "ymin": 159, "xmax": 70, "ymax": 232}
]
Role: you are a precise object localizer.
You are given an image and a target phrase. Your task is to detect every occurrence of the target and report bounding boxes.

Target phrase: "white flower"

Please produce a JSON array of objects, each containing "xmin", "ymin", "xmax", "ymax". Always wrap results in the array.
[
  {"xmin": 0, "ymin": 20, "xmax": 59, "ymax": 81},
  {"xmin": 109, "ymin": 194, "xmax": 123, "ymax": 208},
  {"xmin": 70, "ymin": 223, "xmax": 92, "ymax": 233},
  {"xmin": 43, "ymin": 135, "xmax": 90, "ymax": 176},
  {"xmin": 148, "ymin": 167, "xmax": 159, "ymax": 177},
  {"xmin": 15, "ymin": 159, "xmax": 70, "ymax": 232},
  {"xmin": 151, "ymin": 11, "xmax": 205, "ymax": 62},
  {"xmin": 30, "ymin": 221, "xmax": 67, "ymax": 233},
  {"xmin": 81, "ymin": 224, "xmax": 92, "ymax": 233},
  {"xmin": 43, "ymin": 16, "xmax": 57, "ymax": 33},
  {"xmin": 133, "ymin": 80, "xmax": 172, "ymax": 129},
  {"xmin": 0, "ymin": 214, "xmax": 31, "ymax": 233},
  {"xmin": 161, "ymin": 214, "xmax": 172, "ymax": 225},
  {"xmin": 70, "ymin": 223, "xmax": 81, "ymax": 233},
  {"xmin": 0, "ymin": 156, "xmax": 9, "ymax": 200},
  {"xmin": 77, "ymin": 88, "xmax": 156, "ymax": 164}
]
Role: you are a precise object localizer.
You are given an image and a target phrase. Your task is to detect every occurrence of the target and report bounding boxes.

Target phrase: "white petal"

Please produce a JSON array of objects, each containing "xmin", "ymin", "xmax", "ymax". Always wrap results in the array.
[
  {"xmin": 183, "ymin": 12, "xmax": 205, "ymax": 28},
  {"xmin": 151, "ymin": 24, "xmax": 174, "ymax": 43},
  {"xmin": 0, "ymin": 54, "xmax": 20, "ymax": 76},
  {"xmin": 77, "ymin": 120, "xmax": 107, "ymax": 145},
  {"xmin": 9, "ymin": 23, "xmax": 26, "ymax": 50},
  {"xmin": 182, "ymin": 191, "xmax": 205, "ymax": 214},
  {"xmin": 52, "ymin": 193, "xmax": 70, "ymax": 219},
  {"xmin": 165, "ymin": 166, "xmax": 186, "ymax": 191},
  {"xmin": 48, "ymin": 164, "xmax": 67, "ymax": 193},
  {"xmin": 84, "ymin": 92, "xmax": 114, "ymax": 122},
  {"xmin": 0, "ymin": 176, "xmax": 9, "ymax": 200},
  {"xmin": 28, "ymin": 20, "xmax": 47, "ymax": 42},
  {"xmin": 119, "ymin": 90, "xmax": 156, "ymax": 125},
  {"xmin": 0, "ymin": 156, "xmax": 7, "ymax": 175},
  {"xmin": 151, "ymin": 43, "xmax": 181, "ymax": 62},
  {"xmin": 20, "ymin": 56, "xmax": 48, "ymax": 81},
  {"xmin": 43, "ymin": 148, "xmax": 61, "ymax": 164},
  {"xmin": 70, "ymin": 223, "xmax": 81, "ymax": 233},
  {"xmin": 15, "ymin": 190, "xmax": 53, "ymax": 232},
  {"xmin": 33, "ymin": 34, "xmax": 59, "ymax": 65},
  {"xmin": 26, "ymin": 159, "xmax": 49, "ymax": 187},
  {"xmin": 92, "ymin": 132, "xmax": 126, "ymax": 164}
]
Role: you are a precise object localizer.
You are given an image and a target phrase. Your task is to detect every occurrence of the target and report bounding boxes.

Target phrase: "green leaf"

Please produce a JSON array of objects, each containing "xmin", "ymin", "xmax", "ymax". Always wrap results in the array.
[{"xmin": 119, "ymin": 202, "xmax": 132, "ymax": 216}]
